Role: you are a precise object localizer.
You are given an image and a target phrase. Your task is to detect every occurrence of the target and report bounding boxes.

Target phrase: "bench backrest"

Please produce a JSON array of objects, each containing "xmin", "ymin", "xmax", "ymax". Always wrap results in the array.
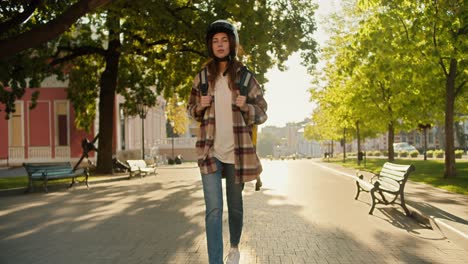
[
  {"xmin": 24, "ymin": 162, "xmax": 74, "ymax": 179},
  {"xmin": 378, "ymin": 162, "xmax": 415, "ymax": 190},
  {"xmin": 126, "ymin": 160, "xmax": 147, "ymax": 170}
]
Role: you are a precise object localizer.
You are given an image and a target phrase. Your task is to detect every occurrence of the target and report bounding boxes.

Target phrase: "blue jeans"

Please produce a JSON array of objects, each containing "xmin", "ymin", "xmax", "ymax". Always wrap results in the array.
[{"xmin": 201, "ymin": 158, "xmax": 244, "ymax": 264}]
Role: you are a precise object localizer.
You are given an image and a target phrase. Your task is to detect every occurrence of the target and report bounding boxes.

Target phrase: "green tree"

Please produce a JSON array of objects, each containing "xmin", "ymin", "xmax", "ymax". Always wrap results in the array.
[
  {"xmin": 306, "ymin": 1, "xmax": 380, "ymax": 159},
  {"xmin": 166, "ymin": 95, "xmax": 188, "ymax": 136},
  {"xmin": 311, "ymin": 0, "xmax": 466, "ymax": 170},
  {"xmin": 0, "ymin": 0, "xmax": 114, "ymax": 59},
  {"xmin": 358, "ymin": 0, "xmax": 467, "ymax": 177}
]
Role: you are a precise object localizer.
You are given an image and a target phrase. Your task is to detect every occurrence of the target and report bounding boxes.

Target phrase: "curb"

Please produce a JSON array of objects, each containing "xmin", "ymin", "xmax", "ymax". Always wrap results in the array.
[
  {"xmin": 429, "ymin": 216, "xmax": 468, "ymax": 250},
  {"xmin": 403, "ymin": 202, "xmax": 467, "ymax": 251}
]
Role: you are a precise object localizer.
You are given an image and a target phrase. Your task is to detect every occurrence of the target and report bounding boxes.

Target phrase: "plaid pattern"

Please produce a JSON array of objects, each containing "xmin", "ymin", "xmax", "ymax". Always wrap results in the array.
[{"xmin": 188, "ymin": 66, "xmax": 268, "ymax": 183}]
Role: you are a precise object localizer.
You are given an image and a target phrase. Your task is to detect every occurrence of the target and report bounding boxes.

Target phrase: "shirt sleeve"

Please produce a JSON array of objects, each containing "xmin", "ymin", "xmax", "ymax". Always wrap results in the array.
[
  {"xmin": 187, "ymin": 72, "xmax": 204, "ymax": 122},
  {"xmin": 241, "ymin": 76, "xmax": 268, "ymax": 126}
]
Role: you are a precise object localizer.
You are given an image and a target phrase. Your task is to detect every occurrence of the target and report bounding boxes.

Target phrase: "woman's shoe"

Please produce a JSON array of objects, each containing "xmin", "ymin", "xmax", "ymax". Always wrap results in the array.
[
  {"xmin": 225, "ymin": 247, "xmax": 240, "ymax": 264},
  {"xmin": 255, "ymin": 179, "xmax": 262, "ymax": 191}
]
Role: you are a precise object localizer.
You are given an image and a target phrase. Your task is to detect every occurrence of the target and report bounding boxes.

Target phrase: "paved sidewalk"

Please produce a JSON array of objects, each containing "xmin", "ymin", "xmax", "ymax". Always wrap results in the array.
[
  {"xmin": 313, "ymin": 161, "xmax": 468, "ymax": 251},
  {"xmin": 0, "ymin": 161, "xmax": 467, "ymax": 263}
]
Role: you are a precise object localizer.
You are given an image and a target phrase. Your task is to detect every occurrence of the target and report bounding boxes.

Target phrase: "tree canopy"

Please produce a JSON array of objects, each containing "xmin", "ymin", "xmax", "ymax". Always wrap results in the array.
[
  {"xmin": 307, "ymin": 0, "xmax": 467, "ymax": 177},
  {"xmin": 1, "ymin": 0, "xmax": 320, "ymax": 173}
]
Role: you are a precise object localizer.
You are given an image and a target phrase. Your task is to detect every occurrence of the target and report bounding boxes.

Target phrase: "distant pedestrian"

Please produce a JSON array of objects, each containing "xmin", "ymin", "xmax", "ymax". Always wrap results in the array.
[{"xmin": 188, "ymin": 19, "xmax": 268, "ymax": 264}]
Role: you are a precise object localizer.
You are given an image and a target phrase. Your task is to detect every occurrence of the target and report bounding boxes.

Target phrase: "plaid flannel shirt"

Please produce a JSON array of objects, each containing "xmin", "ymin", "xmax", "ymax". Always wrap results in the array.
[{"xmin": 188, "ymin": 66, "xmax": 268, "ymax": 183}]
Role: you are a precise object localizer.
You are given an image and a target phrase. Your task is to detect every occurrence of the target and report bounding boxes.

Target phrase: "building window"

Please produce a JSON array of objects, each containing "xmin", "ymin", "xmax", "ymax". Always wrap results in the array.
[
  {"xmin": 10, "ymin": 102, "xmax": 23, "ymax": 146},
  {"xmin": 401, "ymin": 134, "xmax": 407, "ymax": 142},
  {"xmin": 29, "ymin": 101, "xmax": 51, "ymax": 146},
  {"xmin": 428, "ymin": 132, "xmax": 434, "ymax": 144},
  {"xmin": 55, "ymin": 101, "xmax": 69, "ymax": 146}
]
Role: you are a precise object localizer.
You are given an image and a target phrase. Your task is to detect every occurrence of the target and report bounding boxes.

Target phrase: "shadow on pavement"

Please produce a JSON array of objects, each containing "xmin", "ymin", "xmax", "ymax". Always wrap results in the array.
[
  {"xmin": 409, "ymin": 202, "xmax": 468, "ymax": 225},
  {"xmin": 0, "ymin": 169, "xmax": 466, "ymax": 264}
]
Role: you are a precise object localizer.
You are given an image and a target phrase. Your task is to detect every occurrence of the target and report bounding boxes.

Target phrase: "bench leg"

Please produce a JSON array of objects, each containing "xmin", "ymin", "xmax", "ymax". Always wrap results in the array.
[
  {"xmin": 399, "ymin": 191, "xmax": 411, "ymax": 216},
  {"xmin": 84, "ymin": 168, "xmax": 89, "ymax": 188},
  {"xmin": 25, "ymin": 177, "xmax": 33, "ymax": 193},
  {"xmin": 354, "ymin": 175, "xmax": 364, "ymax": 200},
  {"xmin": 43, "ymin": 176, "xmax": 49, "ymax": 193},
  {"xmin": 69, "ymin": 177, "xmax": 76, "ymax": 189},
  {"xmin": 354, "ymin": 182, "xmax": 361, "ymax": 200},
  {"xmin": 377, "ymin": 191, "xmax": 389, "ymax": 204},
  {"xmin": 369, "ymin": 188, "xmax": 378, "ymax": 215},
  {"xmin": 69, "ymin": 169, "xmax": 90, "ymax": 189}
]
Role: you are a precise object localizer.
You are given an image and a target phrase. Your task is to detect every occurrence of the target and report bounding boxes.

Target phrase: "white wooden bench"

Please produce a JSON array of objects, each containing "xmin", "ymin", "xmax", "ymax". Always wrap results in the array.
[
  {"xmin": 126, "ymin": 160, "xmax": 156, "ymax": 178},
  {"xmin": 355, "ymin": 162, "xmax": 415, "ymax": 215}
]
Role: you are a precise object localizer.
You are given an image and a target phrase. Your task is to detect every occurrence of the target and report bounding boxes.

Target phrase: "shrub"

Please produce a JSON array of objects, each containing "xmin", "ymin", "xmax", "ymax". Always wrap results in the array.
[
  {"xmin": 426, "ymin": 150, "xmax": 434, "ymax": 158},
  {"xmin": 399, "ymin": 151, "xmax": 409, "ymax": 157},
  {"xmin": 382, "ymin": 150, "xmax": 388, "ymax": 156},
  {"xmin": 410, "ymin": 150, "xmax": 419, "ymax": 157},
  {"xmin": 455, "ymin": 150, "xmax": 464, "ymax": 159},
  {"xmin": 434, "ymin": 149, "xmax": 444, "ymax": 158},
  {"xmin": 373, "ymin": 151, "xmax": 381, "ymax": 156}
]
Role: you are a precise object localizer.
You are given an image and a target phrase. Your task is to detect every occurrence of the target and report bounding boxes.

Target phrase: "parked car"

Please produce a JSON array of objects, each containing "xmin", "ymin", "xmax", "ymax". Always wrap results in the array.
[{"xmin": 393, "ymin": 142, "xmax": 419, "ymax": 153}]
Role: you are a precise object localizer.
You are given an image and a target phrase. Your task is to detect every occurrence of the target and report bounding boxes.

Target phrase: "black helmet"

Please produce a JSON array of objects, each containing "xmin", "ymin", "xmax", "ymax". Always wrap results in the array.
[{"xmin": 206, "ymin": 20, "xmax": 239, "ymax": 58}]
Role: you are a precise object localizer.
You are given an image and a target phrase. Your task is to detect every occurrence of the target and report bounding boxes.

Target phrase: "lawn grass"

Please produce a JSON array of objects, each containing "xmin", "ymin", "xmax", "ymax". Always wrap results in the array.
[
  {"xmin": 327, "ymin": 157, "xmax": 468, "ymax": 195},
  {"xmin": 0, "ymin": 175, "xmax": 96, "ymax": 191},
  {"xmin": 0, "ymin": 176, "xmax": 29, "ymax": 190}
]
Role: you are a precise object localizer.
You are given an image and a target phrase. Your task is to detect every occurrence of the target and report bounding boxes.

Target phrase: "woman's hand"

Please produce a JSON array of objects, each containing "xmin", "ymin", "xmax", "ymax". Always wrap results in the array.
[
  {"xmin": 236, "ymin": 95, "xmax": 248, "ymax": 112},
  {"xmin": 199, "ymin": 95, "xmax": 212, "ymax": 109}
]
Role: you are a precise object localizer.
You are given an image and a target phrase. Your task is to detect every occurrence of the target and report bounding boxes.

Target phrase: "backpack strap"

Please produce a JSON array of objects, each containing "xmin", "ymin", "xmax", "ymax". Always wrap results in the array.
[
  {"xmin": 239, "ymin": 66, "xmax": 253, "ymax": 96},
  {"xmin": 238, "ymin": 67, "xmax": 258, "ymax": 143},
  {"xmin": 199, "ymin": 68, "xmax": 209, "ymax": 96}
]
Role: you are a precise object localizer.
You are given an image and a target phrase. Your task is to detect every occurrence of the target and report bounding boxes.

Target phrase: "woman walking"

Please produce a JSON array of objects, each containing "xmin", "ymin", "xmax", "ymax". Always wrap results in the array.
[{"xmin": 188, "ymin": 20, "xmax": 268, "ymax": 264}]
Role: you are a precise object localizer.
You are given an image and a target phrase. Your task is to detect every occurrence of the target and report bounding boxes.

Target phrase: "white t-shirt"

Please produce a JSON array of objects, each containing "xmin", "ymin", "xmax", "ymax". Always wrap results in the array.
[{"xmin": 213, "ymin": 74, "xmax": 235, "ymax": 164}]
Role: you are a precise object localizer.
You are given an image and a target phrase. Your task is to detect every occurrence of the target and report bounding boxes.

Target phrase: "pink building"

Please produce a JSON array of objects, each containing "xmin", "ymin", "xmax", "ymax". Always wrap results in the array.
[
  {"xmin": 0, "ymin": 84, "xmax": 96, "ymax": 166},
  {"xmin": 1, "ymin": 78, "xmax": 195, "ymax": 167}
]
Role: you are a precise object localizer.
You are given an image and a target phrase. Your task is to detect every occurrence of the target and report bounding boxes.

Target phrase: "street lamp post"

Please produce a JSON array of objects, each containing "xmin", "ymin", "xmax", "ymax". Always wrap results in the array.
[
  {"xmin": 418, "ymin": 124, "xmax": 431, "ymax": 161},
  {"xmin": 170, "ymin": 120, "xmax": 175, "ymax": 164},
  {"xmin": 137, "ymin": 103, "xmax": 148, "ymax": 160}
]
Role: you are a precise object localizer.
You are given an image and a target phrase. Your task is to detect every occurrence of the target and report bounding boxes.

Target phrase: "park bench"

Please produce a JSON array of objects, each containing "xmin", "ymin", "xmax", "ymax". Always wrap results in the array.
[
  {"xmin": 23, "ymin": 162, "xmax": 89, "ymax": 193},
  {"xmin": 354, "ymin": 162, "xmax": 415, "ymax": 216},
  {"xmin": 126, "ymin": 159, "xmax": 156, "ymax": 178}
]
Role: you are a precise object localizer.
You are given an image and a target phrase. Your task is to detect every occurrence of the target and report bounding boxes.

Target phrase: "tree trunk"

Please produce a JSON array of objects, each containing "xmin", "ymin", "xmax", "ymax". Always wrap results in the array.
[
  {"xmin": 342, "ymin": 128, "xmax": 346, "ymax": 163},
  {"xmin": 95, "ymin": 11, "xmax": 121, "ymax": 174},
  {"xmin": 331, "ymin": 140, "xmax": 334, "ymax": 157},
  {"xmin": 388, "ymin": 122, "xmax": 395, "ymax": 162},
  {"xmin": 356, "ymin": 121, "xmax": 361, "ymax": 165},
  {"xmin": 444, "ymin": 58, "xmax": 457, "ymax": 178},
  {"xmin": 423, "ymin": 127, "xmax": 428, "ymax": 160}
]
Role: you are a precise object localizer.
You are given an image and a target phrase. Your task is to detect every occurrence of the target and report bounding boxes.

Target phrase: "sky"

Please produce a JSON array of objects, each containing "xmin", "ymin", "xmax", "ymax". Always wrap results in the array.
[{"xmin": 259, "ymin": 0, "xmax": 341, "ymax": 129}]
